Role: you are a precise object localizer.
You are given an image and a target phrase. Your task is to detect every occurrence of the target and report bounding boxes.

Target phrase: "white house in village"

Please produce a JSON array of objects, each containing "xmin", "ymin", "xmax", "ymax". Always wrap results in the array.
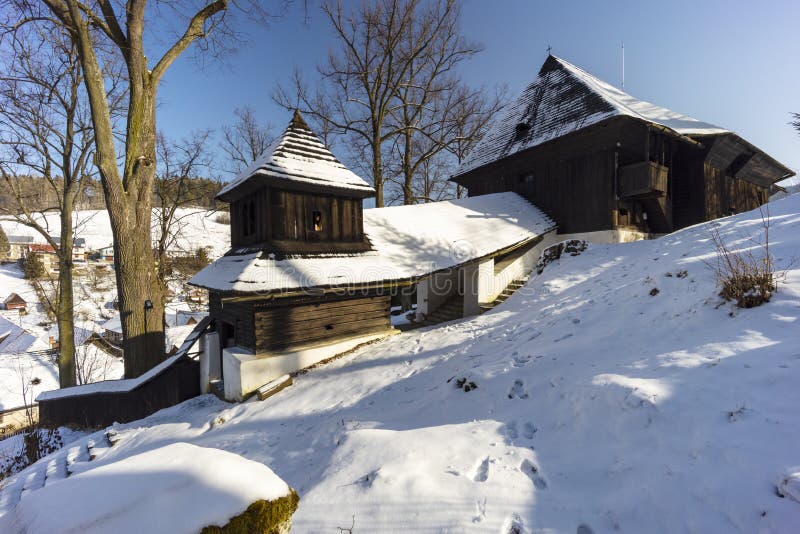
[{"xmin": 189, "ymin": 111, "xmax": 557, "ymax": 401}]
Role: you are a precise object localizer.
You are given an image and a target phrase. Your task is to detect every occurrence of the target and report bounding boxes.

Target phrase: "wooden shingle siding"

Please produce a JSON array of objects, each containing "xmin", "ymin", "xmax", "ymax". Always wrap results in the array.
[
  {"xmin": 253, "ymin": 292, "xmax": 391, "ymax": 352},
  {"xmin": 231, "ymin": 186, "xmax": 365, "ymax": 248}
]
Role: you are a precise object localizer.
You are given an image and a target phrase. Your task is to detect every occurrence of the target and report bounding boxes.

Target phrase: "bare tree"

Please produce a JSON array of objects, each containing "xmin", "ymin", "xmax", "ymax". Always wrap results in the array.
[
  {"xmin": 442, "ymin": 86, "xmax": 506, "ymax": 198},
  {"xmin": 0, "ymin": 23, "xmax": 119, "ymax": 387},
  {"xmin": 6, "ymin": 0, "xmax": 273, "ymax": 378},
  {"xmin": 219, "ymin": 106, "xmax": 273, "ymax": 174},
  {"xmin": 154, "ymin": 130, "xmax": 217, "ymax": 296},
  {"xmin": 792, "ymin": 112, "xmax": 800, "ymax": 135},
  {"xmin": 276, "ymin": 0, "xmax": 459, "ymax": 207},
  {"xmin": 383, "ymin": 2, "xmax": 482, "ymax": 204}
]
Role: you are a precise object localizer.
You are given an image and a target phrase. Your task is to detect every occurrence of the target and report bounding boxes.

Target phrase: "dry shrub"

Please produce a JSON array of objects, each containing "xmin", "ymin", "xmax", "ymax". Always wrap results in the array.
[{"xmin": 709, "ymin": 207, "xmax": 776, "ymax": 308}]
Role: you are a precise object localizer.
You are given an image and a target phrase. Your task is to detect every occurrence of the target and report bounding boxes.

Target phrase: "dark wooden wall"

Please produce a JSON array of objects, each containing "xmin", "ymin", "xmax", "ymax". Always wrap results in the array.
[
  {"xmin": 230, "ymin": 186, "xmax": 364, "ymax": 247},
  {"xmin": 209, "ymin": 292, "xmax": 255, "ymax": 350},
  {"xmin": 456, "ymin": 117, "xmax": 653, "ymax": 234},
  {"xmin": 211, "ymin": 290, "xmax": 392, "ymax": 353},
  {"xmin": 455, "ymin": 117, "xmax": 774, "ymax": 235},
  {"xmin": 38, "ymin": 357, "xmax": 200, "ymax": 429},
  {"xmin": 253, "ymin": 291, "xmax": 391, "ymax": 352},
  {"xmin": 704, "ymin": 164, "xmax": 767, "ymax": 220}
]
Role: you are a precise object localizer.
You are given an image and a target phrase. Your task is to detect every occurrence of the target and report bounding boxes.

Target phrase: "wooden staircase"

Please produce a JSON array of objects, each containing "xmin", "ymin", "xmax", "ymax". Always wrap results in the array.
[{"xmin": 480, "ymin": 275, "xmax": 530, "ymax": 313}]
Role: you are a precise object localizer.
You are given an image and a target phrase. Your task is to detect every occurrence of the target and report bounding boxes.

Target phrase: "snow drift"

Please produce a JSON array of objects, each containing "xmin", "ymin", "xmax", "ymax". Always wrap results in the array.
[{"xmin": 0, "ymin": 443, "xmax": 292, "ymax": 534}]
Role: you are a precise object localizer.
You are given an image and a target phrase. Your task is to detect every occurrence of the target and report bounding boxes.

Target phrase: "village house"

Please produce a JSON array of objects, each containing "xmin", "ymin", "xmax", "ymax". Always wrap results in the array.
[
  {"xmin": 451, "ymin": 55, "xmax": 795, "ymax": 243},
  {"xmin": 91, "ymin": 245, "xmax": 115, "ymax": 262},
  {"xmin": 2, "ymin": 293, "xmax": 27, "ymax": 314},
  {"xmin": 190, "ymin": 111, "xmax": 556, "ymax": 401},
  {"xmin": 51, "ymin": 236, "xmax": 88, "ymax": 263},
  {"xmin": 27, "ymin": 243, "xmax": 58, "ymax": 272},
  {"xmin": 99, "ymin": 315, "xmax": 124, "ymax": 347},
  {"xmin": 5, "ymin": 235, "xmax": 33, "ymax": 262}
]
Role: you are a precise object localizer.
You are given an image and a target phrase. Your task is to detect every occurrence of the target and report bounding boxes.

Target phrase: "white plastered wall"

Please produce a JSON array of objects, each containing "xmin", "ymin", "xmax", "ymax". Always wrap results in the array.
[
  {"xmin": 222, "ymin": 331, "xmax": 392, "ymax": 402},
  {"xmin": 556, "ymin": 228, "xmax": 647, "ymax": 245},
  {"xmin": 478, "ymin": 229, "xmax": 560, "ymax": 305}
]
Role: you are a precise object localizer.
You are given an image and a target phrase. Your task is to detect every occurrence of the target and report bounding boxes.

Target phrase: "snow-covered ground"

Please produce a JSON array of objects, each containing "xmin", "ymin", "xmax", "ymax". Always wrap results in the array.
[{"xmin": 2, "ymin": 195, "xmax": 800, "ymax": 532}]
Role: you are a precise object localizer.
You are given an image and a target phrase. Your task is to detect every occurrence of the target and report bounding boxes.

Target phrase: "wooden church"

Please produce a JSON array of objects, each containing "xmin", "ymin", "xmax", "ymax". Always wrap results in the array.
[
  {"xmin": 191, "ymin": 110, "xmax": 556, "ymax": 400},
  {"xmin": 452, "ymin": 55, "xmax": 794, "ymax": 242}
]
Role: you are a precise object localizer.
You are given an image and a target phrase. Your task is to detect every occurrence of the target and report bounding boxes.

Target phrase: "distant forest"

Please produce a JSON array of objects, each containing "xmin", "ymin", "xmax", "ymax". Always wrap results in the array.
[{"xmin": 0, "ymin": 176, "xmax": 225, "ymax": 214}]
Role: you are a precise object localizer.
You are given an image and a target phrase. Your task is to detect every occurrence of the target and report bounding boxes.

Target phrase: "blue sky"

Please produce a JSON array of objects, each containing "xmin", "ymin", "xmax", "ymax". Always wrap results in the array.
[{"xmin": 155, "ymin": 0, "xmax": 800, "ymax": 179}]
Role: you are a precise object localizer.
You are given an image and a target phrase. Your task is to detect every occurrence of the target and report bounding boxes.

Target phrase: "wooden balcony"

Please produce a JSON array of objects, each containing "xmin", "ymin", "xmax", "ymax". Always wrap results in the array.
[{"xmin": 618, "ymin": 161, "xmax": 668, "ymax": 199}]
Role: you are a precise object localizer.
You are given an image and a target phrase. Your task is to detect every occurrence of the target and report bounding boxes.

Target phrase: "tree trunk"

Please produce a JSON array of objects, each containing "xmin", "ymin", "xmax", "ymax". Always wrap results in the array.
[
  {"xmin": 106, "ymin": 88, "xmax": 166, "ymax": 378},
  {"xmin": 402, "ymin": 129, "xmax": 414, "ymax": 205},
  {"xmin": 56, "ymin": 216, "xmax": 76, "ymax": 388},
  {"xmin": 372, "ymin": 136, "xmax": 384, "ymax": 207}
]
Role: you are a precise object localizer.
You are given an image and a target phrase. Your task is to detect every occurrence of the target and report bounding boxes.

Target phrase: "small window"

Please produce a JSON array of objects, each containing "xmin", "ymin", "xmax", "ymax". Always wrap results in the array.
[
  {"xmin": 311, "ymin": 210, "xmax": 322, "ymax": 232},
  {"xmin": 619, "ymin": 208, "xmax": 629, "ymax": 217},
  {"xmin": 517, "ymin": 173, "xmax": 534, "ymax": 184},
  {"xmin": 241, "ymin": 199, "xmax": 256, "ymax": 237}
]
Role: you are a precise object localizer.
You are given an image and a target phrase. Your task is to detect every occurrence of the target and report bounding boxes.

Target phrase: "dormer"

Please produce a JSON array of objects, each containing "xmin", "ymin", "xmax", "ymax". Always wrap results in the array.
[{"xmin": 217, "ymin": 110, "xmax": 376, "ymax": 254}]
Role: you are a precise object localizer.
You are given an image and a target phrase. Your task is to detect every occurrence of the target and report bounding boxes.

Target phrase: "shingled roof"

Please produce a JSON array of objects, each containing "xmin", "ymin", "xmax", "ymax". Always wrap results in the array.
[
  {"xmin": 218, "ymin": 110, "xmax": 375, "ymax": 202},
  {"xmin": 455, "ymin": 55, "xmax": 734, "ymax": 177},
  {"xmin": 189, "ymin": 192, "xmax": 555, "ymax": 294}
]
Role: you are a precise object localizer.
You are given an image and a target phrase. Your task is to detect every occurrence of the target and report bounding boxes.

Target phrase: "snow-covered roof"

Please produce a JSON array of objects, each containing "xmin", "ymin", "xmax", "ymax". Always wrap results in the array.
[
  {"xmin": 37, "ymin": 317, "xmax": 209, "ymax": 401},
  {"xmin": 189, "ymin": 192, "xmax": 556, "ymax": 294},
  {"xmin": 218, "ymin": 110, "xmax": 375, "ymax": 201},
  {"xmin": 455, "ymin": 55, "xmax": 732, "ymax": 176},
  {"xmin": 100, "ymin": 315, "xmax": 122, "ymax": 334},
  {"xmin": 0, "ymin": 316, "xmax": 47, "ymax": 354}
]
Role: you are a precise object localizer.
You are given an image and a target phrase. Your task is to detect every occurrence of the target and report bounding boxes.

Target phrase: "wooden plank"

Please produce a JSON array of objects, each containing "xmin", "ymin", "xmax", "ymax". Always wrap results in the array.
[
  {"xmin": 256, "ymin": 310, "xmax": 391, "ymax": 335},
  {"xmin": 256, "ymin": 304, "xmax": 390, "ymax": 326},
  {"xmin": 257, "ymin": 325, "xmax": 391, "ymax": 352},
  {"xmin": 256, "ymin": 375, "xmax": 292, "ymax": 401},
  {"xmin": 256, "ymin": 317, "xmax": 391, "ymax": 350},
  {"xmin": 256, "ymin": 297, "xmax": 389, "ymax": 318}
]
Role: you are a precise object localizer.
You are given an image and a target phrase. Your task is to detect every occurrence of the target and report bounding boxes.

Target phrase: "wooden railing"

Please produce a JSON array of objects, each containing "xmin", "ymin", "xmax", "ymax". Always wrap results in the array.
[{"xmin": 619, "ymin": 161, "xmax": 668, "ymax": 198}]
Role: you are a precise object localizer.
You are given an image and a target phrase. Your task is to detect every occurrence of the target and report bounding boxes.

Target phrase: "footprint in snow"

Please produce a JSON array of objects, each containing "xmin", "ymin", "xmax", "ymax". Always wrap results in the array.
[
  {"xmin": 508, "ymin": 379, "xmax": 529, "ymax": 399},
  {"xmin": 522, "ymin": 422, "xmax": 538, "ymax": 439},
  {"xmin": 472, "ymin": 456, "xmax": 490, "ymax": 482},
  {"xmin": 354, "ymin": 468, "xmax": 381, "ymax": 488},
  {"xmin": 520, "ymin": 459, "xmax": 548, "ymax": 490},
  {"xmin": 505, "ymin": 421, "xmax": 519, "ymax": 440},
  {"xmin": 511, "ymin": 355, "xmax": 532, "ymax": 368},
  {"xmin": 503, "ymin": 513, "xmax": 529, "ymax": 534}
]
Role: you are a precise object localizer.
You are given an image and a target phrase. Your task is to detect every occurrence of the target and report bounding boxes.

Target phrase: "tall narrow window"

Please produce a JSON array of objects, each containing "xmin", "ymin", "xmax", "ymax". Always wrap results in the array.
[{"xmin": 312, "ymin": 210, "xmax": 322, "ymax": 232}]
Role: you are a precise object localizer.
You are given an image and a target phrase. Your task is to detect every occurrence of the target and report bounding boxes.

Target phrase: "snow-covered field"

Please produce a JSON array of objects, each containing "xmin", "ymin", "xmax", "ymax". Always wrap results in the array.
[
  {"xmin": 2, "ymin": 195, "xmax": 800, "ymax": 532},
  {"xmin": 0, "ymin": 208, "xmax": 231, "ymax": 258}
]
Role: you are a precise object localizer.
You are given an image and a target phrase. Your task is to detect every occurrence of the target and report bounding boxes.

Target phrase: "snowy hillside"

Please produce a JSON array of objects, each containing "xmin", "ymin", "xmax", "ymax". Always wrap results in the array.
[
  {"xmin": 0, "ymin": 208, "xmax": 231, "ymax": 257},
  {"xmin": 2, "ymin": 195, "xmax": 800, "ymax": 532}
]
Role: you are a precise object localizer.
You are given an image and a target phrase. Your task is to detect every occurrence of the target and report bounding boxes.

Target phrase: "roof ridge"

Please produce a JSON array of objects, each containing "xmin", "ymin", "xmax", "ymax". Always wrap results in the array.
[{"xmin": 217, "ymin": 110, "xmax": 375, "ymax": 200}]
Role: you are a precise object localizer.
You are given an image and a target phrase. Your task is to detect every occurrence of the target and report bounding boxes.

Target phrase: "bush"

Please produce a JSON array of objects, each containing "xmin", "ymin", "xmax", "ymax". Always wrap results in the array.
[
  {"xmin": 214, "ymin": 212, "xmax": 231, "ymax": 224},
  {"xmin": 710, "ymin": 208, "xmax": 776, "ymax": 308},
  {"xmin": 22, "ymin": 252, "xmax": 47, "ymax": 279},
  {"xmin": 202, "ymin": 490, "xmax": 300, "ymax": 534}
]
